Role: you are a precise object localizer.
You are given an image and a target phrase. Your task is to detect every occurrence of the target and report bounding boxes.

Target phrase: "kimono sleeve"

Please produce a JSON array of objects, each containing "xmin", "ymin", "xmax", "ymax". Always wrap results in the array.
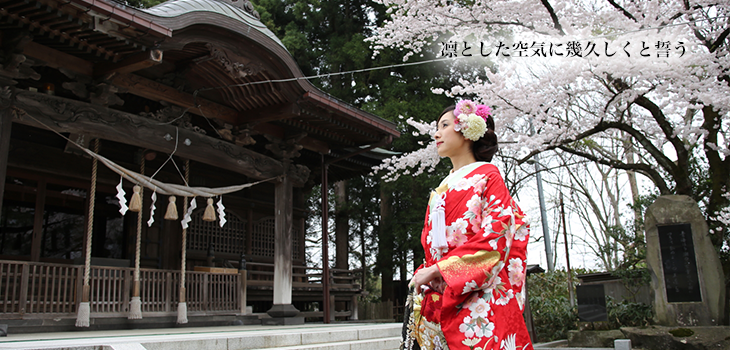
[{"xmin": 435, "ymin": 166, "xmax": 528, "ymax": 295}]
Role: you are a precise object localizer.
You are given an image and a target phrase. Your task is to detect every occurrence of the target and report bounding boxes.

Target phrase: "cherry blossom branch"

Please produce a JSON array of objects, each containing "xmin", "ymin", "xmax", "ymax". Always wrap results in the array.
[
  {"xmin": 710, "ymin": 27, "xmax": 730, "ymax": 52},
  {"xmin": 701, "ymin": 105, "xmax": 730, "ymax": 216},
  {"xmin": 538, "ymin": 0, "xmax": 565, "ymax": 35},
  {"xmin": 604, "ymin": 76, "xmax": 686, "ymax": 182},
  {"xmin": 631, "ymin": 95, "xmax": 689, "ymax": 184},
  {"xmin": 606, "ymin": 0, "xmax": 637, "ymax": 22}
]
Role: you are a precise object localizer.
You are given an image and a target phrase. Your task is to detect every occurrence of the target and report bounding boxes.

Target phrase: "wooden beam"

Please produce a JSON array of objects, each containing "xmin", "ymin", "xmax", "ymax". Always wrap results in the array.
[
  {"xmin": 11, "ymin": 89, "xmax": 290, "ymax": 182},
  {"xmin": 1, "ymin": 7, "xmax": 117, "ymax": 61},
  {"xmin": 109, "ymin": 72, "xmax": 241, "ymax": 125},
  {"xmin": 23, "ymin": 41, "xmax": 93, "ymax": 77},
  {"xmin": 240, "ymin": 103, "xmax": 300, "ymax": 124},
  {"xmin": 94, "ymin": 50, "xmax": 163, "ymax": 78},
  {"xmin": 299, "ymin": 137, "xmax": 329, "ymax": 155},
  {"xmin": 65, "ymin": 0, "xmax": 172, "ymax": 38},
  {"xmin": 22, "ymin": 44, "xmax": 329, "ymax": 154},
  {"xmin": 252, "ymin": 123, "xmax": 329, "ymax": 154}
]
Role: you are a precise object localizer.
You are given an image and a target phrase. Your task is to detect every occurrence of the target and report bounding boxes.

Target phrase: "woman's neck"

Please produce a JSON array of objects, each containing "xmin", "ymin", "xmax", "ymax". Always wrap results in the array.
[{"xmin": 449, "ymin": 153, "xmax": 477, "ymax": 173}]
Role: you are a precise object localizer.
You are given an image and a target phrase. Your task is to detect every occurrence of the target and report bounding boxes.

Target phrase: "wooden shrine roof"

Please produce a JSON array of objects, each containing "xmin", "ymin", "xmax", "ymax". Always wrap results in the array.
[{"xmin": 1, "ymin": 0, "xmax": 399, "ymax": 185}]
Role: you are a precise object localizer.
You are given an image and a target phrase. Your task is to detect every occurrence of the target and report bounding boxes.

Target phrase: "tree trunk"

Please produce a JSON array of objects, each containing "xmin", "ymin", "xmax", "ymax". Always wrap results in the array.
[
  {"xmin": 378, "ymin": 184, "xmax": 394, "ymax": 302},
  {"xmin": 624, "ymin": 137, "xmax": 642, "ymax": 235},
  {"xmin": 702, "ymin": 106, "xmax": 730, "ymax": 247}
]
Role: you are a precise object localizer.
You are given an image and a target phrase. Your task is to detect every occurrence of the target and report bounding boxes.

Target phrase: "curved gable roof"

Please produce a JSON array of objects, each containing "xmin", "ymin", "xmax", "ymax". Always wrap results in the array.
[
  {"xmin": 142, "ymin": 0, "xmax": 285, "ymax": 49},
  {"xmin": 8, "ymin": 0, "xmax": 398, "ymax": 182},
  {"xmin": 134, "ymin": 0, "xmax": 398, "ymax": 141}
]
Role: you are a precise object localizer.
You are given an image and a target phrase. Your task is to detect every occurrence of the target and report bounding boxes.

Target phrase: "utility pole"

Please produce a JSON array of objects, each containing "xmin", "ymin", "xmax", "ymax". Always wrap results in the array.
[
  {"xmin": 535, "ymin": 155, "xmax": 554, "ymax": 272},
  {"xmin": 529, "ymin": 119, "xmax": 554, "ymax": 272}
]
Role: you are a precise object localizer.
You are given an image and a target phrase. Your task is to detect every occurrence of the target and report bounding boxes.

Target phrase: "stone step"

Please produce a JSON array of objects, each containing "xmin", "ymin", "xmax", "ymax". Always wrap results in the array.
[
  {"xmin": 0, "ymin": 323, "xmax": 403, "ymax": 350},
  {"xmin": 247, "ymin": 337, "xmax": 401, "ymax": 350},
  {"xmin": 1, "ymin": 314, "xmax": 260, "ymax": 334},
  {"xmin": 141, "ymin": 324, "xmax": 401, "ymax": 350}
]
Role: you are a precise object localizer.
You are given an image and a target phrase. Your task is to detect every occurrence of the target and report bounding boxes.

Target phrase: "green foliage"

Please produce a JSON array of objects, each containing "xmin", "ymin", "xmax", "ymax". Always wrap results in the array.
[
  {"xmin": 527, "ymin": 269, "xmax": 654, "ymax": 342},
  {"xmin": 605, "ymin": 296, "xmax": 653, "ymax": 328},
  {"xmin": 668, "ymin": 328, "xmax": 695, "ymax": 337},
  {"xmin": 252, "ymin": 0, "xmax": 383, "ymax": 105},
  {"xmin": 609, "ymin": 268, "xmax": 650, "ymax": 303},
  {"xmin": 527, "ymin": 270, "xmax": 580, "ymax": 342},
  {"xmin": 530, "ymin": 293, "xmax": 577, "ymax": 342}
]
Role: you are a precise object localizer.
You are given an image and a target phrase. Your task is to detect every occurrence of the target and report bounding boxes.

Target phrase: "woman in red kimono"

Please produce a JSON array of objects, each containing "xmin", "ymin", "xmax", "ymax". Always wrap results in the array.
[{"xmin": 404, "ymin": 100, "xmax": 532, "ymax": 350}]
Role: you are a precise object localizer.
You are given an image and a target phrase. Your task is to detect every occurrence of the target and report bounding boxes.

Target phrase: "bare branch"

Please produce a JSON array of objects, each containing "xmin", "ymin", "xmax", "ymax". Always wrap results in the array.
[
  {"xmin": 517, "ymin": 119, "xmax": 677, "ymax": 179},
  {"xmin": 557, "ymin": 145, "xmax": 671, "ymax": 194}
]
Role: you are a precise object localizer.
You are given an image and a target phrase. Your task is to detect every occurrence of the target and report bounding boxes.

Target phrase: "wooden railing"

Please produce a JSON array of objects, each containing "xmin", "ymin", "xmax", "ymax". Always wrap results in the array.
[
  {"xmin": 0, "ymin": 259, "xmax": 362, "ymax": 320},
  {"xmin": 0, "ymin": 260, "xmax": 242, "ymax": 318},
  {"xmin": 90, "ymin": 266, "xmax": 125, "ymax": 314},
  {"xmin": 0, "ymin": 260, "xmax": 80, "ymax": 315},
  {"xmin": 245, "ymin": 262, "xmax": 362, "ymax": 288}
]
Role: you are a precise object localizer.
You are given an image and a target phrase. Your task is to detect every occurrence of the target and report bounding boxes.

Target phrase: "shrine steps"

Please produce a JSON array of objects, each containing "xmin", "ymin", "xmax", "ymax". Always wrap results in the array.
[{"xmin": 0, "ymin": 322, "xmax": 402, "ymax": 350}]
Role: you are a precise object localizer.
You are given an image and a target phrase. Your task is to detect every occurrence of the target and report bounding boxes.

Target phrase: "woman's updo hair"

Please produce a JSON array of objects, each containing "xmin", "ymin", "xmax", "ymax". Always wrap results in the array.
[{"xmin": 439, "ymin": 105, "xmax": 498, "ymax": 162}]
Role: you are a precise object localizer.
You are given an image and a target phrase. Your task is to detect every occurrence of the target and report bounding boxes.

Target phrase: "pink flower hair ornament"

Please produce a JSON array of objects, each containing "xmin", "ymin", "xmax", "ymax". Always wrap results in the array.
[{"xmin": 452, "ymin": 100, "xmax": 491, "ymax": 141}]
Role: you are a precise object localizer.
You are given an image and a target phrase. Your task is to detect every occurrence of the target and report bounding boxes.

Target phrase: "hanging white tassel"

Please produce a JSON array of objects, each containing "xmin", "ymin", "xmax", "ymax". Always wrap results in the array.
[
  {"xmin": 147, "ymin": 191, "xmax": 157, "ymax": 227},
  {"xmin": 216, "ymin": 197, "xmax": 226, "ymax": 228},
  {"xmin": 202, "ymin": 198, "xmax": 216, "ymax": 222},
  {"xmin": 165, "ymin": 196, "xmax": 178, "ymax": 220},
  {"xmin": 116, "ymin": 177, "xmax": 128, "ymax": 215},
  {"xmin": 128, "ymin": 185, "xmax": 142, "ymax": 212},
  {"xmin": 128, "ymin": 296, "xmax": 142, "ymax": 319},
  {"xmin": 429, "ymin": 192, "xmax": 448, "ymax": 249},
  {"xmin": 177, "ymin": 302, "xmax": 188, "ymax": 324},
  {"xmin": 180, "ymin": 197, "xmax": 197, "ymax": 229},
  {"xmin": 75, "ymin": 302, "xmax": 90, "ymax": 327}
]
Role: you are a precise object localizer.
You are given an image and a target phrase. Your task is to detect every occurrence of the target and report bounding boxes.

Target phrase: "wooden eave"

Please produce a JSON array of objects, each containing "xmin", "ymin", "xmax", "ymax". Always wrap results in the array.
[
  {"xmin": 134, "ymin": 0, "xmax": 400, "ymax": 144},
  {"xmin": 5, "ymin": 0, "xmax": 399, "ymax": 184},
  {"xmin": 0, "ymin": 0, "xmax": 166, "ymax": 62},
  {"xmin": 64, "ymin": 0, "xmax": 172, "ymax": 38}
]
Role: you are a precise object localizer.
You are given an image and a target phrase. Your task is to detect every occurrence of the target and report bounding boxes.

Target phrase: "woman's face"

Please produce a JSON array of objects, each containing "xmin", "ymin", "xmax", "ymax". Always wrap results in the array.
[{"xmin": 434, "ymin": 111, "xmax": 470, "ymax": 158}]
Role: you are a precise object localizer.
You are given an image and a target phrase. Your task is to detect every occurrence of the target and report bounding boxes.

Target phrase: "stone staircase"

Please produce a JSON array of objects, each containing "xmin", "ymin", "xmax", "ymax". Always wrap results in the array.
[{"xmin": 0, "ymin": 323, "xmax": 403, "ymax": 350}]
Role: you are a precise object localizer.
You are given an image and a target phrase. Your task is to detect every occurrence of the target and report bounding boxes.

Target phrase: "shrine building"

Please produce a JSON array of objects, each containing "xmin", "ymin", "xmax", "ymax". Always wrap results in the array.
[{"xmin": 0, "ymin": 0, "xmax": 398, "ymax": 331}]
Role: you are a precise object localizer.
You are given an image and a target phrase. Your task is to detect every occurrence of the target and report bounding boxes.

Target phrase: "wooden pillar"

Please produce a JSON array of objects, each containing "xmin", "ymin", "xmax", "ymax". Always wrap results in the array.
[
  {"xmin": 30, "ymin": 178, "xmax": 46, "ymax": 261},
  {"xmin": 299, "ymin": 218, "xmax": 306, "ymax": 264},
  {"xmin": 239, "ymin": 269, "xmax": 248, "ymax": 314},
  {"xmin": 272, "ymin": 175, "xmax": 293, "ymax": 305},
  {"xmin": 329, "ymin": 294, "xmax": 335, "ymax": 322},
  {"xmin": 351, "ymin": 294, "xmax": 359, "ymax": 320},
  {"xmin": 246, "ymin": 208, "xmax": 252, "ymax": 256},
  {"xmin": 334, "ymin": 180, "xmax": 349, "ymax": 270},
  {"xmin": 0, "ymin": 109, "xmax": 12, "ymax": 219},
  {"xmin": 266, "ymin": 174, "xmax": 301, "ymax": 321}
]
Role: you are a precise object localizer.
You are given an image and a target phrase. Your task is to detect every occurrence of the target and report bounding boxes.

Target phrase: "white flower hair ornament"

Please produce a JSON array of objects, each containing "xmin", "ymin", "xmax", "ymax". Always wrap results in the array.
[{"xmin": 453, "ymin": 100, "xmax": 491, "ymax": 141}]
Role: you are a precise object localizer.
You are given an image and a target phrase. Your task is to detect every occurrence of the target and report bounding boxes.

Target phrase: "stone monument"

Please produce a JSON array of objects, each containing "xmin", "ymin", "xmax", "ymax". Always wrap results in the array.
[{"xmin": 645, "ymin": 195, "xmax": 725, "ymax": 326}]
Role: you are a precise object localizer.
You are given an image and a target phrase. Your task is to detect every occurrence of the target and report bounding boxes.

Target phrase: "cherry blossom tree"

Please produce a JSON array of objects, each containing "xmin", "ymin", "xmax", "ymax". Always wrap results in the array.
[{"xmin": 369, "ymin": 0, "xmax": 730, "ymax": 249}]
